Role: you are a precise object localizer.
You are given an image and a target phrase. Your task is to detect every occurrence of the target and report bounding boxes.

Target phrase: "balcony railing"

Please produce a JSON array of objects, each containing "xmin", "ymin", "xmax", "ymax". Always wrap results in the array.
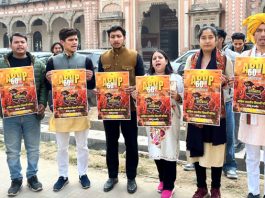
[
  {"xmin": 98, "ymin": 11, "xmax": 124, "ymax": 20},
  {"xmin": 190, "ymin": 2, "xmax": 221, "ymax": 12}
]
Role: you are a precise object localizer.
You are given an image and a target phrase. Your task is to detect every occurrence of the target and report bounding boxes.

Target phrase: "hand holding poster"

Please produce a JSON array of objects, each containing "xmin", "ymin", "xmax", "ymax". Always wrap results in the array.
[
  {"xmin": 233, "ymin": 57, "xmax": 265, "ymax": 114},
  {"xmin": 0, "ymin": 66, "xmax": 37, "ymax": 118},
  {"xmin": 136, "ymin": 75, "xmax": 171, "ymax": 127},
  {"xmin": 183, "ymin": 69, "xmax": 222, "ymax": 126},
  {"xmin": 52, "ymin": 69, "xmax": 88, "ymax": 118},
  {"xmin": 96, "ymin": 72, "xmax": 130, "ymax": 120}
]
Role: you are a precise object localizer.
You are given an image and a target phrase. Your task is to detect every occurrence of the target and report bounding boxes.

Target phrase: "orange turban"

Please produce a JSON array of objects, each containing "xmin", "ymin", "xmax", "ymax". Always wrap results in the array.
[{"xmin": 243, "ymin": 13, "xmax": 265, "ymax": 43}]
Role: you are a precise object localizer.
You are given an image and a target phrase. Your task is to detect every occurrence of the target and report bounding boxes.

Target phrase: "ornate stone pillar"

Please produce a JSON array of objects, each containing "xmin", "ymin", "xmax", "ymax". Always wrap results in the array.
[
  {"xmin": 26, "ymin": 32, "xmax": 33, "ymax": 52},
  {"xmin": 83, "ymin": 0, "xmax": 99, "ymax": 49}
]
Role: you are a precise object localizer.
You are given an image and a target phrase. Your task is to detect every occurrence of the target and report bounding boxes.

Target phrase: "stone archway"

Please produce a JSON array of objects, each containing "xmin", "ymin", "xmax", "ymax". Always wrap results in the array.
[
  {"xmin": 51, "ymin": 17, "xmax": 69, "ymax": 43},
  {"xmin": 31, "ymin": 19, "xmax": 48, "ymax": 51},
  {"xmin": 11, "ymin": 20, "xmax": 26, "ymax": 34},
  {"xmin": 140, "ymin": 3, "xmax": 178, "ymax": 61}
]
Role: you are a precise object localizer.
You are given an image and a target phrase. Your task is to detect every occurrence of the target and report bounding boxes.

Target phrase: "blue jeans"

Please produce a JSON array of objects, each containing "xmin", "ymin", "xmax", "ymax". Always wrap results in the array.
[
  {"xmin": 223, "ymin": 101, "xmax": 237, "ymax": 171},
  {"xmin": 3, "ymin": 114, "xmax": 41, "ymax": 180}
]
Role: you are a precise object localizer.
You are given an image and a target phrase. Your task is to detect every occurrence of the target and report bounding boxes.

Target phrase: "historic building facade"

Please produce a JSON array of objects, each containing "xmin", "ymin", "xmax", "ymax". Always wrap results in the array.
[{"xmin": 0, "ymin": 0, "xmax": 263, "ymax": 60}]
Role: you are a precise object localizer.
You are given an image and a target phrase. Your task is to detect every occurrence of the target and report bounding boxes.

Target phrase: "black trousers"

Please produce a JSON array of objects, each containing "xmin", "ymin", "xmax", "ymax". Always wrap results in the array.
[
  {"xmin": 194, "ymin": 162, "xmax": 222, "ymax": 189},
  {"xmin": 103, "ymin": 111, "xmax": 138, "ymax": 180},
  {"xmin": 155, "ymin": 159, "xmax": 176, "ymax": 190}
]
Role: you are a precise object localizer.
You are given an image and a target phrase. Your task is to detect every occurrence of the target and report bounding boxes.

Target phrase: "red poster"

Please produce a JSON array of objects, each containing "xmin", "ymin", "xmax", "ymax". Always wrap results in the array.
[
  {"xmin": 183, "ymin": 69, "xmax": 222, "ymax": 126},
  {"xmin": 52, "ymin": 69, "xmax": 88, "ymax": 118},
  {"xmin": 96, "ymin": 72, "xmax": 130, "ymax": 120},
  {"xmin": 0, "ymin": 66, "xmax": 37, "ymax": 117},
  {"xmin": 136, "ymin": 75, "xmax": 171, "ymax": 127}
]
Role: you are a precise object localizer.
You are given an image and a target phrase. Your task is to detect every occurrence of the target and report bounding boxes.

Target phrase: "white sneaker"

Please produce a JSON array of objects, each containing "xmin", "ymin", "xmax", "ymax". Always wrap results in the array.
[{"xmin": 183, "ymin": 163, "xmax": 195, "ymax": 171}]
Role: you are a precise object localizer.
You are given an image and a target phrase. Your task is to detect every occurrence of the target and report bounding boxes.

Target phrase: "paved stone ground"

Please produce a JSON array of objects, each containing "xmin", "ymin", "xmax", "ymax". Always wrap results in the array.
[{"xmin": 0, "ymin": 150, "xmax": 194, "ymax": 198}]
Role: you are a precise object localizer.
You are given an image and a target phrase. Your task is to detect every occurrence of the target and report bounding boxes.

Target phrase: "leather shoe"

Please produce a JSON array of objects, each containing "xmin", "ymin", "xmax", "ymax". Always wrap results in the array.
[
  {"xmin": 103, "ymin": 178, "xmax": 118, "ymax": 192},
  {"xmin": 127, "ymin": 179, "xmax": 137, "ymax": 194}
]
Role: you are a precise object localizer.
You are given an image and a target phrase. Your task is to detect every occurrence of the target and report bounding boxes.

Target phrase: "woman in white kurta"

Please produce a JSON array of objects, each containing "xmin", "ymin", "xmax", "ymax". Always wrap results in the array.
[{"xmin": 144, "ymin": 49, "xmax": 183, "ymax": 198}]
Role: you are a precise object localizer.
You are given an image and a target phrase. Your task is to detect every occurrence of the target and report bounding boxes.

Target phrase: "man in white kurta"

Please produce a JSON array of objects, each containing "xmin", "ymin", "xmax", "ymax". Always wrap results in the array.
[{"xmin": 238, "ymin": 13, "xmax": 265, "ymax": 198}]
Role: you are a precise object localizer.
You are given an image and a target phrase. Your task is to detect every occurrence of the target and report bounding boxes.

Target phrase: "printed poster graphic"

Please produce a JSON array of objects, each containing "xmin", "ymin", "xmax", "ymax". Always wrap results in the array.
[
  {"xmin": 52, "ymin": 69, "xmax": 88, "ymax": 118},
  {"xmin": 183, "ymin": 69, "xmax": 222, "ymax": 126},
  {"xmin": 96, "ymin": 72, "xmax": 130, "ymax": 120},
  {"xmin": 233, "ymin": 57, "xmax": 265, "ymax": 114},
  {"xmin": 0, "ymin": 66, "xmax": 37, "ymax": 118},
  {"xmin": 136, "ymin": 75, "xmax": 171, "ymax": 127}
]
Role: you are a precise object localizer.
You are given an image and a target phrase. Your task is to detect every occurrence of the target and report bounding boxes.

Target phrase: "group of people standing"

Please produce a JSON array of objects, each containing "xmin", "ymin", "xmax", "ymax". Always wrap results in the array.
[{"xmin": 0, "ymin": 12, "xmax": 265, "ymax": 198}]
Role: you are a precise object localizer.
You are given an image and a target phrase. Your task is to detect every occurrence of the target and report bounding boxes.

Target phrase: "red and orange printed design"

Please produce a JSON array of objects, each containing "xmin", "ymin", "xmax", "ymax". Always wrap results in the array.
[
  {"xmin": 233, "ymin": 57, "xmax": 265, "ymax": 114},
  {"xmin": 52, "ymin": 69, "xmax": 88, "ymax": 118},
  {"xmin": 96, "ymin": 72, "xmax": 130, "ymax": 120},
  {"xmin": 183, "ymin": 69, "xmax": 222, "ymax": 126},
  {"xmin": 136, "ymin": 75, "xmax": 171, "ymax": 127},
  {"xmin": 0, "ymin": 66, "xmax": 37, "ymax": 117}
]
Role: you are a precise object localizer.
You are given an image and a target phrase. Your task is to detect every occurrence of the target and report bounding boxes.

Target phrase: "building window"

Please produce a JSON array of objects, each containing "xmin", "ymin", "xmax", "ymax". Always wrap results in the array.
[
  {"xmin": 194, "ymin": 24, "xmax": 200, "ymax": 39},
  {"xmin": 75, "ymin": 16, "xmax": 81, "ymax": 23},
  {"xmin": 3, "ymin": 33, "xmax": 8, "ymax": 48},
  {"xmin": 33, "ymin": 31, "xmax": 42, "ymax": 52},
  {"xmin": 102, "ymin": 30, "xmax": 107, "ymax": 43},
  {"xmin": 33, "ymin": 19, "xmax": 43, "ymax": 26}
]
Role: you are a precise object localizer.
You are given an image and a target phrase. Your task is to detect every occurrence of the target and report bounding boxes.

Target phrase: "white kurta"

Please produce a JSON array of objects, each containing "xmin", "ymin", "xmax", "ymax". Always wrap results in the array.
[{"xmin": 146, "ymin": 73, "xmax": 183, "ymax": 161}]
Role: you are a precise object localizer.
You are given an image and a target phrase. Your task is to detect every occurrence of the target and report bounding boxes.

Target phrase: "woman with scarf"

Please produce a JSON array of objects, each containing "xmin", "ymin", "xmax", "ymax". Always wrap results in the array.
[
  {"xmin": 184, "ymin": 26, "xmax": 233, "ymax": 198},
  {"xmin": 238, "ymin": 13, "xmax": 265, "ymax": 198}
]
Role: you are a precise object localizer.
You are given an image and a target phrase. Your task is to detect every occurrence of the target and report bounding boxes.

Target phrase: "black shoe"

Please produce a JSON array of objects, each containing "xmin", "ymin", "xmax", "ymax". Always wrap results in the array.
[
  {"xmin": 103, "ymin": 178, "xmax": 118, "ymax": 192},
  {"xmin": 53, "ymin": 176, "xmax": 69, "ymax": 192},
  {"xmin": 27, "ymin": 175, "xmax": 43, "ymax": 192},
  {"xmin": 8, "ymin": 179, "xmax": 22, "ymax": 197},
  {"xmin": 79, "ymin": 174, "xmax": 90, "ymax": 189},
  {"xmin": 127, "ymin": 179, "xmax": 137, "ymax": 194},
  {"xmin": 247, "ymin": 193, "xmax": 260, "ymax": 198}
]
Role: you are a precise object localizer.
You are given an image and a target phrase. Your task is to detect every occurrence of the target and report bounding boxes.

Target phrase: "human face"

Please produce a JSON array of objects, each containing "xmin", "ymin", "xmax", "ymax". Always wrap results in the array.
[
  {"xmin": 232, "ymin": 39, "xmax": 244, "ymax": 52},
  {"xmin": 109, "ymin": 30, "xmax": 125, "ymax": 49},
  {"xmin": 199, "ymin": 29, "xmax": 216, "ymax": 52},
  {"xmin": 151, "ymin": 51, "xmax": 167, "ymax": 74},
  {"xmin": 61, "ymin": 35, "xmax": 78, "ymax": 54},
  {"xmin": 10, "ymin": 36, "xmax": 27, "ymax": 56},
  {"xmin": 254, "ymin": 23, "xmax": 265, "ymax": 47},
  {"xmin": 53, "ymin": 44, "xmax": 63, "ymax": 55}
]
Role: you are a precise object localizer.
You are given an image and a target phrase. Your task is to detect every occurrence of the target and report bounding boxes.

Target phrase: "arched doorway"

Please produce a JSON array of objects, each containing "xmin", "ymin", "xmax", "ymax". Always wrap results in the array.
[
  {"xmin": 141, "ymin": 3, "xmax": 178, "ymax": 61},
  {"xmin": 74, "ymin": 15, "xmax": 84, "ymax": 50},
  {"xmin": 33, "ymin": 31, "xmax": 42, "ymax": 51},
  {"xmin": 51, "ymin": 17, "xmax": 69, "ymax": 43},
  {"xmin": 31, "ymin": 18, "xmax": 48, "ymax": 51},
  {"xmin": 3, "ymin": 32, "xmax": 8, "ymax": 48}
]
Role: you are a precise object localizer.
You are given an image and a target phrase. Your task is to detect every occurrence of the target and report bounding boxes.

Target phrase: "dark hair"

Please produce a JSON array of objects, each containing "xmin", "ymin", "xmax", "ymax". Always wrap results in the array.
[
  {"xmin": 10, "ymin": 32, "xmax": 27, "ymax": 43},
  {"xmin": 148, "ymin": 49, "xmax": 173, "ymax": 75},
  {"xmin": 59, "ymin": 28, "xmax": 78, "ymax": 41},
  {"xmin": 231, "ymin": 32, "xmax": 245, "ymax": 41},
  {"xmin": 197, "ymin": 26, "xmax": 217, "ymax": 40},
  {"xmin": 50, "ymin": 42, "xmax": 64, "ymax": 53},
  {"xmin": 107, "ymin": 25, "xmax": 126, "ymax": 37},
  {"xmin": 216, "ymin": 28, "xmax": 227, "ymax": 40}
]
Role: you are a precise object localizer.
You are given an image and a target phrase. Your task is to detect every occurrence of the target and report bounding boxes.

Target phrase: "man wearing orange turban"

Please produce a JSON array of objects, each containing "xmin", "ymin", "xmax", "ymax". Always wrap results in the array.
[
  {"xmin": 239, "ymin": 13, "xmax": 265, "ymax": 198},
  {"xmin": 243, "ymin": 13, "xmax": 265, "ymax": 44}
]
